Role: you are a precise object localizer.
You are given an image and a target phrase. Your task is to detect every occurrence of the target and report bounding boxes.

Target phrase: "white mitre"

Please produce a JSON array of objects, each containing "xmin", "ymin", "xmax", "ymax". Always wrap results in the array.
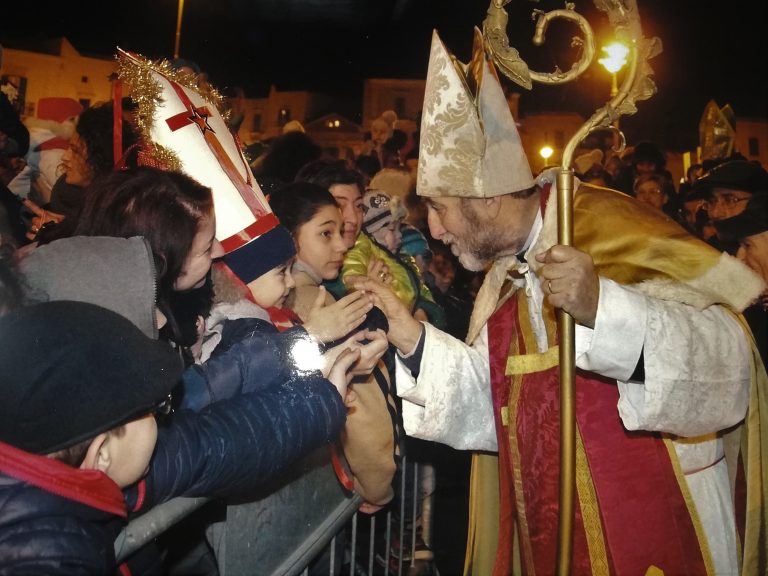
[
  {"xmin": 417, "ymin": 27, "xmax": 534, "ymax": 198},
  {"xmin": 117, "ymin": 49, "xmax": 280, "ymax": 284}
]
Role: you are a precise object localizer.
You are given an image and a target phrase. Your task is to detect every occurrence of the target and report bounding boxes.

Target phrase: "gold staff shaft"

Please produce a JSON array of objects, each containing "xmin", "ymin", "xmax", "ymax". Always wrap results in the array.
[
  {"xmin": 555, "ymin": 169, "xmax": 575, "ymax": 575},
  {"xmin": 174, "ymin": 0, "xmax": 185, "ymax": 59}
]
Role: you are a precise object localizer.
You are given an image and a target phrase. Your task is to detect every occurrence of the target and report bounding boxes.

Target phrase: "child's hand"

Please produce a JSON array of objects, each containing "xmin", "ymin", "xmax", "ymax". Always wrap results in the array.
[
  {"xmin": 303, "ymin": 287, "xmax": 373, "ymax": 343},
  {"xmin": 323, "ymin": 329, "xmax": 387, "ymax": 377},
  {"xmin": 327, "ymin": 347, "xmax": 361, "ymax": 398},
  {"xmin": 349, "ymin": 329, "xmax": 388, "ymax": 376}
]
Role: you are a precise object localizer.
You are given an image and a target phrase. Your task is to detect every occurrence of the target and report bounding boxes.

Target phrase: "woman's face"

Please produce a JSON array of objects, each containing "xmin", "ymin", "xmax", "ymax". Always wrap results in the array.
[
  {"xmin": 61, "ymin": 132, "xmax": 94, "ymax": 187},
  {"xmin": 174, "ymin": 213, "xmax": 224, "ymax": 291},
  {"xmin": 737, "ymin": 231, "xmax": 768, "ymax": 283},
  {"xmin": 295, "ymin": 205, "xmax": 347, "ymax": 280},
  {"xmin": 635, "ymin": 180, "xmax": 667, "ymax": 211}
]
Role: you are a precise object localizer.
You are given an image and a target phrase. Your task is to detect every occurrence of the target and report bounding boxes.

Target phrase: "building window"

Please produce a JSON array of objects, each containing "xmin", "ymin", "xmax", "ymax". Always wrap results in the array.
[
  {"xmin": 748, "ymin": 137, "xmax": 760, "ymax": 157},
  {"xmin": 278, "ymin": 108, "xmax": 291, "ymax": 126},
  {"xmin": 251, "ymin": 113, "xmax": 262, "ymax": 132},
  {"xmin": 394, "ymin": 97, "xmax": 406, "ymax": 119}
]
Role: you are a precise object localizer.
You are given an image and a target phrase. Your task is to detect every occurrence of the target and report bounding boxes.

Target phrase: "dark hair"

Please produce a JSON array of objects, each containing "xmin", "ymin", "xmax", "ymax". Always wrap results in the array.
[
  {"xmin": 255, "ymin": 131, "xmax": 323, "ymax": 184},
  {"xmin": 633, "ymin": 172, "xmax": 671, "ymax": 195},
  {"xmin": 74, "ymin": 166, "xmax": 214, "ymax": 308},
  {"xmin": 631, "ymin": 141, "xmax": 666, "ymax": 170},
  {"xmin": 75, "ymin": 102, "xmax": 139, "ymax": 176},
  {"xmin": 269, "ymin": 181, "xmax": 339, "ymax": 238},
  {"xmin": 295, "ymin": 159, "xmax": 365, "ymax": 195},
  {"xmin": 353, "ymin": 155, "xmax": 381, "ymax": 180},
  {"xmin": 47, "ymin": 438, "xmax": 92, "ymax": 467}
]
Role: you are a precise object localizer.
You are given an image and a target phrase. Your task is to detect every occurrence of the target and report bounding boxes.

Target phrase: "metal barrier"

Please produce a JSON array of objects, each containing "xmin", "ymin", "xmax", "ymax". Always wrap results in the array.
[{"xmin": 115, "ymin": 450, "xmax": 437, "ymax": 575}]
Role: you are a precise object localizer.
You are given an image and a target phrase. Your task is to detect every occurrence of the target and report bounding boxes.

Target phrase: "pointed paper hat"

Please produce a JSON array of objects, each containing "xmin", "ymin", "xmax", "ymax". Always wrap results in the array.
[
  {"xmin": 117, "ymin": 49, "xmax": 288, "ymax": 284},
  {"xmin": 417, "ymin": 27, "xmax": 533, "ymax": 198}
]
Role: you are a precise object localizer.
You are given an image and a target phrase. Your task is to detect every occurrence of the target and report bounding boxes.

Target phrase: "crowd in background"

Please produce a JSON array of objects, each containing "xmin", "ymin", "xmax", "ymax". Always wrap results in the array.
[{"xmin": 0, "ymin": 56, "xmax": 766, "ymax": 575}]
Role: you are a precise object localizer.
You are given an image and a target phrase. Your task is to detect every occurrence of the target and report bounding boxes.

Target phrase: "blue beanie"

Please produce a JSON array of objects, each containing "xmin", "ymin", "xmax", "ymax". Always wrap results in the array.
[
  {"xmin": 222, "ymin": 224, "xmax": 296, "ymax": 284},
  {"xmin": 399, "ymin": 223, "xmax": 431, "ymax": 260}
]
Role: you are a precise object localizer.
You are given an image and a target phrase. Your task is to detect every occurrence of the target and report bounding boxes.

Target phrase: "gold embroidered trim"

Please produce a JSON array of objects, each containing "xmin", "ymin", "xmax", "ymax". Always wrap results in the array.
[
  {"xmin": 662, "ymin": 438, "xmax": 716, "ymax": 575},
  {"xmin": 575, "ymin": 431, "xmax": 609, "ymax": 575},
  {"xmin": 505, "ymin": 345, "xmax": 560, "ymax": 375},
  {"xmin": 507, "ymin": 295, "xmax": 536, "ymax": 573}
]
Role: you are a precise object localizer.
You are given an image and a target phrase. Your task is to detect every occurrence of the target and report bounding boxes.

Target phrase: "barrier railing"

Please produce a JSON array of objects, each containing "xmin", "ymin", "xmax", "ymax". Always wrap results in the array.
[{"xmin": 115, "ymin": 447, "xmax": 437, "ymax": 576}]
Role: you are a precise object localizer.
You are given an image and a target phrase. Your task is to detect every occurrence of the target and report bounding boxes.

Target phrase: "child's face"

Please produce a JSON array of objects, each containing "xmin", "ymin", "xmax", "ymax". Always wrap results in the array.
[
  {"xmin": 372, "ymin": 220, "xmax": 402, "ymax": 253},
  {"xmin": 101, "ymin": 414, "xmax": 158, "ymax": 488},
  {"xmin": 295, "ymin": 205, "xmax": 347, "ymax": 280},
  {"xmin": 246, "ymin": 259, "xmax": 295, "ymax": 309},
  {"xmin": 175, "ymin": 213, "xmax": 225, "ymax": 292}
]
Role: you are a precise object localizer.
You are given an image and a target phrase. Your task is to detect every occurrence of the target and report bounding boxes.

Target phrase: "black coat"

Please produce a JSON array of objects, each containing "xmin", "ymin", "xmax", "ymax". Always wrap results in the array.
[{"xmin": 0, "ymin": 375, "xmax": 346, "ymax": 574}]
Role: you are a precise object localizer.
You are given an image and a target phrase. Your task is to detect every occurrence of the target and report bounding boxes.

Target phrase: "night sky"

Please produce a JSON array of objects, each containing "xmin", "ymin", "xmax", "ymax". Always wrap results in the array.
[{"xmin": 2, "ymin": 0, "xmax": 766, "ymax": 150}]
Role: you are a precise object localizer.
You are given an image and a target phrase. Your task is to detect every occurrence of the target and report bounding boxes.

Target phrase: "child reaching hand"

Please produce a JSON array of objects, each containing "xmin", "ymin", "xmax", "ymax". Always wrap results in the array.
[
  {"xmin": 184, "ymin": 218, "xmax": 395, "ymax": 509},
  {"xmin": 180, "ymin": 220, "xmax": 384, "ymax": 393}
]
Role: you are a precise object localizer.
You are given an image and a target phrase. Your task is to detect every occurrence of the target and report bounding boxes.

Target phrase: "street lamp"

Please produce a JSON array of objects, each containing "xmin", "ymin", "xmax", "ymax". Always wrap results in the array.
[
  {"xmin": 540, "ymin": 145, "xmax": 554, "ymax": 172},
  {"xmin": 598, "ymin": 42, "xmax": 629, "ymax": 97},
  {"xmin": 174, "ymin": 0, "xmax": 185, "ymax": 58}
]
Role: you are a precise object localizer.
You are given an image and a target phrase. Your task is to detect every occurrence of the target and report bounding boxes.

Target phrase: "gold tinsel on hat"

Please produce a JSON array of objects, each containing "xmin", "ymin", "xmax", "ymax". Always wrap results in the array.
[{"xmin": 116, "ymin": 49, "xmax": 229, "ymax": 172}]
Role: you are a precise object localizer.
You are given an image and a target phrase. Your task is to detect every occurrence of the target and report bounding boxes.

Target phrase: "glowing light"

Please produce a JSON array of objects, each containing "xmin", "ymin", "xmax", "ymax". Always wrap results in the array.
[
  {"xmin": 540, "ymin": 146, "xmax": 554, "ymax": 160},
  {"xmin": 290, "ymin": 335, "xmax": 324, "ymax": 373},
  {"xmin": 598, "ymin": 42, "xmax": 629, "ymax": 74}
]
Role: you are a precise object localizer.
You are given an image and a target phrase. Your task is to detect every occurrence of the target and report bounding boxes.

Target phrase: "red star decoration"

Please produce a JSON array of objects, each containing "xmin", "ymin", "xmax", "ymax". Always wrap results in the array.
[
  {"xmin": 187, "ymin": 106, "xmax": 214, "ymax": 135},
  {"xmin": 166, "ymin": 105, "xmax": 215, "ymax": 135}
]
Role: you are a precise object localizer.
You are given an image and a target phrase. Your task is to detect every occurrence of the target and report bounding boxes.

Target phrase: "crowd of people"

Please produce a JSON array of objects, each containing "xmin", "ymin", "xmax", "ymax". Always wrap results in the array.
[{"xmin": 0, "ymin": 28, "xmax": 766, "ymax": 576}]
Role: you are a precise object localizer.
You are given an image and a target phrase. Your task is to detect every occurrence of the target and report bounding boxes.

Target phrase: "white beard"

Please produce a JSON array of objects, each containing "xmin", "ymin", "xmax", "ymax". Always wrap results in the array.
[{"xmin": 446, "ymin": 236, "xmax": 488, "ymax": 272}]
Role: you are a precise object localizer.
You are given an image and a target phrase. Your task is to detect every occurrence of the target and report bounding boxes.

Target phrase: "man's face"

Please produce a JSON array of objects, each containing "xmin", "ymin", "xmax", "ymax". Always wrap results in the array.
[
  {"xmin": 705, "ymin": 187, "xmax": 752, "ymax": 222},
  {"xmin": 425, "ymin": 196, "xmax": 524, "ymax": 272},
  {"xmin": 682, "ymin": 199, "xmax": 705, "ymax": 228},
  {"xmin": 736, "ymin": 231, "xmax": 768, "ymax": 283},
  {"xmin": 329, "ymin": 183, "xmax": 364, "ymax": 249}
]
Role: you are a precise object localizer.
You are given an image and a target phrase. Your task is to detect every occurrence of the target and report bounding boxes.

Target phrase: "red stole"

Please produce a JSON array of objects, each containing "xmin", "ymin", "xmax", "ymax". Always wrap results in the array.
[{"xmin": 486, "ymin": 288, "xmax": 710, "ymax": 575}]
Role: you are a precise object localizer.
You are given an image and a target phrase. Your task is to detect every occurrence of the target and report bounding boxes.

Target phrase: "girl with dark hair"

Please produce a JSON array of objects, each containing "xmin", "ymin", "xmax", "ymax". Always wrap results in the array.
[{"xmin": 271, "ymin": 181, "xmax": 399, "ymax": 511}]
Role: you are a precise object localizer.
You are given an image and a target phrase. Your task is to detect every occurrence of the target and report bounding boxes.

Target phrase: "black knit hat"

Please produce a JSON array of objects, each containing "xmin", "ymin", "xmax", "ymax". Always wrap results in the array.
[{"xmin": 0, "ymin": 301, "xmax": 183, "ymax": 454}]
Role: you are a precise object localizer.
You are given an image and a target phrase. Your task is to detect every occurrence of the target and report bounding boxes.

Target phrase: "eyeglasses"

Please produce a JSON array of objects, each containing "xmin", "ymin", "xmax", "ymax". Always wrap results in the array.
[
  {"xmin": 636, "ymin": 187, "xmax": 663, "ymax": 197},
  {"xmin": 704, "ymin": 195, "xmax": 750, "ymax": 209},
  {"xmin": 154, "ymin": 393, "xmax": 173, "ymax": 418}
]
